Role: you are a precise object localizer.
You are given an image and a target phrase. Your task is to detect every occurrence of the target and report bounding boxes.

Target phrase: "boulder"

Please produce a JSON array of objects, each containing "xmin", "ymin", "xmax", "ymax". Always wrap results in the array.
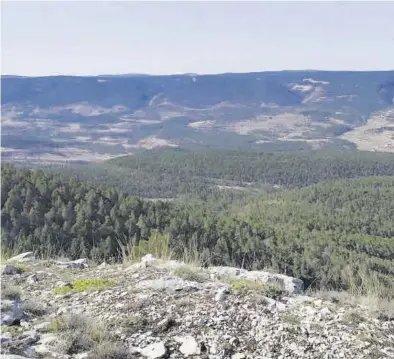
[
  {"xmin": 2, "ymin": 265, "xmax": 23, "ymax": 276},
  {"xmin": 7, "ymin": 252, "xmax": 35, "ymax": 263},
  {"xmin": 1, "ymin": 300, "xmax": 23, "ymax": 326}
]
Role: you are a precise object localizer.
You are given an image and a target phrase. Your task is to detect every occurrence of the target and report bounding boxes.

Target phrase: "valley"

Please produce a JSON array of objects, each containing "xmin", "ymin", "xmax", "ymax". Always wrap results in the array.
[{"xmin": 2, "ymin": 71, "xmax": 394, "ymax": 164}]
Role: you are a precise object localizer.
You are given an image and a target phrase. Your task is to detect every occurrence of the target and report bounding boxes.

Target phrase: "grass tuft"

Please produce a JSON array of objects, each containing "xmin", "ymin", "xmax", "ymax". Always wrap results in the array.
[
  {"xmin": 51, "ymin": 314, "xmax": 112, "ymax": 356},
  {"xmin": 117, "ymin": 314, "xmax": 150, "ymax": 335},
  {"xmin": 1, "ymin": 285, "xmax": 22, "ymax": 300},
  {"xmin": 118, "ymin": 230, "xmax": 173, "ymax": 265},
  {"xmin": 89, "ymin": 342, "xmax": 133, "ymax": 359},
  {"xmin": 172, "ymin": 265, "xmax": 209, "ymax": 283}
]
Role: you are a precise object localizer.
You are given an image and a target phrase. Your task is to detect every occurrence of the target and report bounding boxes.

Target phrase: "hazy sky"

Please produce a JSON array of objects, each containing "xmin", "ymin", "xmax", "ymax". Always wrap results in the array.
[{"xmin": 1, "ymin": 1, "xmax": 394, "ymax": 76}]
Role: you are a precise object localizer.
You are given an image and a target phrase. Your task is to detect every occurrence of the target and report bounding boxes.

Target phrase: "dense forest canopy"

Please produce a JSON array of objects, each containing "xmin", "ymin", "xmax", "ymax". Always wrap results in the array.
[
  {"xmin": 44, "ymin": 149, "xmax": 394, "ymax": 199},
  {"xmin": 2, "ymin": 153, "xmax": 393, "ymax": 298}
]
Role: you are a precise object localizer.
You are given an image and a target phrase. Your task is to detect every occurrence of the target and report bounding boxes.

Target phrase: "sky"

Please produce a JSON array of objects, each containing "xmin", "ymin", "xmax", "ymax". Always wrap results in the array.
[{"xmin": 1, "ymin": 1, "xmax": 394, "ymax": 76}]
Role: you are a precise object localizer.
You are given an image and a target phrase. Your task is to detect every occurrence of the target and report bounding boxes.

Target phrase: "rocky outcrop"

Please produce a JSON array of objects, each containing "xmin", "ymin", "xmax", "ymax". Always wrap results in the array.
[
  {"xmin": 207, "ymin": 266, "xmax": 304, "ymax": 295},
  {"xmin": 1, "ymin": 254, "xmax": 393, "ymax": 359},
  {"xmin": 7, "ymin": 252, "xmax": 35, "ymax": 263}
]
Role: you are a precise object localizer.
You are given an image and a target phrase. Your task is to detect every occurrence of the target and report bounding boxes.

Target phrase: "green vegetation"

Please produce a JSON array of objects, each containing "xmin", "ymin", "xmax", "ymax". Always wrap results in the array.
[
  {"xmin": 121, "ymin": 230, "xmax": 173, "ymax": 264},
  {"xmin": 2, "ymin": 149, "xmax": 394, "ymax": 299},
  {"xmin": 46, "ymin": 149, "xmax": 394, "ymax": 198},
  {"xmin": 0, "ymin": 325, "xmax": 22, "ymax": 336},
  {"xmin": 53, "ymin": 279, "xmax": 115, "ymax": 295},
  {"xmin": 12, "ymin": 263, "xmax": 29, "ymax": 272},
  {"xmin": 227, "ymin": 278, "xmax": 285, "ymax": 299},
  {"xmin": 172, "ymin": 265, "xmax": 209, "ymax": 283}
]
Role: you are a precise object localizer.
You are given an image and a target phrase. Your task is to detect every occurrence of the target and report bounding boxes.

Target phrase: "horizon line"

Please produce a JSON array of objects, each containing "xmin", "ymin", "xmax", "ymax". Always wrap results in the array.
[{"xmin": 2, "ymin": 68, "xmax": 394, "ymax": 78}]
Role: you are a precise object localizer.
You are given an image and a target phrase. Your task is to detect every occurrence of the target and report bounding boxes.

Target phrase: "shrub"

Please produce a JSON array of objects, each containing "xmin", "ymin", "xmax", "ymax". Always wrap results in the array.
[
  {"xmin": 173, "ymin": 265, "xmax": 208, "ymax": 283},
  {"xmin": 21, "ymin": 300, "xmax": 47, "ymax": 317},
  {"xmin": 1, "ymin": 285, "xmax": 21, "ymax": 300},
  {"xmin": 51, "ymin": 314, "xmax": 110, "ymax": 356},
  {"xmin": 118, "ymin": 314, "xmax": 150, "ymax": 335}
]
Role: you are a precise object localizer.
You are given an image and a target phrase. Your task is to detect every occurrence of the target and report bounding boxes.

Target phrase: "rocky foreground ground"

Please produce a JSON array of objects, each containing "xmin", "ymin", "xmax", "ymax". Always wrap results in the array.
[{"xmin": 1, "ymin": 253, "xmax": 393, "ymax": 359}]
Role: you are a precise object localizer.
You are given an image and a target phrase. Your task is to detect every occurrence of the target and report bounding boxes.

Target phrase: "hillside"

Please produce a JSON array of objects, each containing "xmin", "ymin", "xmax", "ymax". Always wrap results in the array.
[
  {"xmin": 2, "ymin": 71, "xmax": 394, "ymax": 163},
  {"xmin": 44, "ymin": 149, "xmax": 394, "ymax": 199},
  {"xmin": 2, "ymin": 155, "xmax": 394, "ymax": 359},
  {"xmin": 2, "ymin": 164, "xmax": 393, "ymax": 297}
]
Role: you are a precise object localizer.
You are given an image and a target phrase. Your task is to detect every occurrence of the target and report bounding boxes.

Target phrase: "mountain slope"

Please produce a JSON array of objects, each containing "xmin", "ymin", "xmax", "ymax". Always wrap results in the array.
[
  {"xmin": 2, "ymin": 71, "xmax": 394, "ymax": 163},
  {"xmin": 43, "ymin": 149, "xmax": 394, "ymax": 199}
]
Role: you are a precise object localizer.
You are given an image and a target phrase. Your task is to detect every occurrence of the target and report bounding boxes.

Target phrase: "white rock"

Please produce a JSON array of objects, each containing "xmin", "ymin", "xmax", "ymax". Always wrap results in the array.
[
  {"xmin": 232, "ymin": 354, "xmax": 246, "ymax": 359},
  {"xmin": 208, "ymin": 266, "xmax": 304, "ymax": 294},
  {"xmin": 141, "ymin": 253, "xmax": 157, "ymax": 267},
  {"xmin": 74, "ymin": 353, "xmax": 89, "ymax": 359},
  {"xmin": 56, "ymin": 258, "xmax": 88, "ymax": 269},
  {"xmin": 136, "ymin": 277, "xmax": 200, "ymax": 293},
  {"xmin": 7, "ymin": 252, "xmax": 35, "ymax": 263},
  {"xmin": 215, "ymin": 287, "xmax": 229, "ymax": 302},
  {"xmin": 139, "ymin": 341, "xmax": 167, "ymax": 359},
  {"xmin": 176, "ymin": 336, "xmax": 200, "ymax": 356}
]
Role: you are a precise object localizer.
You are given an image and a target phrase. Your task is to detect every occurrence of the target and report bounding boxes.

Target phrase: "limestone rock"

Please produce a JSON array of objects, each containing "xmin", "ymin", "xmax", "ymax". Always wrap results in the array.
[
  {"xmin": 232, "ymin": 354, "xmax": 246, "ymax": 359},
  {"xmin": 136, "ymin": 277, "xmax": 200, "ymax": 293},
  {"xmin": 7, "ymin": 252, "xmax": 35, "ymax": 263},
  {"xmin": 141, "ymin": 254, "xmax": 157, "ymax": 268},
  {"xmin": 207, "ymin": 266, "xmax": 304, "ymax": 294},
  {"xmin": 1, "ymin": 257, "xmax": 392, "ymax": 359},
  {"xmin": 176, "ymin": 336, "xmax": 201, "ymax": 356},
  {"xmin": 215, "ymin": 287, "xmax": 229, "ymax": 302},
  {"xmin": 139, "ymin": 341, "xmax": 168, "ymax": 359},
  {"xmin": 56, "ymin": 258, "xmax": 88, "ymax": 269}
]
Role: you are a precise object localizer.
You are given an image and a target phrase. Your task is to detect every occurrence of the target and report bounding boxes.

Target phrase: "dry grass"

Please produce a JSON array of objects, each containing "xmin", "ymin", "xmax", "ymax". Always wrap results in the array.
[
  {"xmin": 314, "ymin": 289, "xmax": 394, "ymax": 321},
  {"xmin": 89, "ymin": 342, "xmax": 134, "ymax": 359},
  {"xmin": 342, "ymin": 309, "xmax": 366, "ymax": 327},
  {"xmin": 1, "ymin": 285, "xmax": 22, "ymax": 300},
  {"xmin": 172, "ymin": 265, "xmax": 209, "ymax": 283},
  {"xmin": 21, "ymin": 300, "xmax": 47, "ymax": 317},
  {"xmin": 116, "ymin": 313, "xmax": 150, "ymax": 335},
  {"xmin": 118, "ymin": 230, "xmax": 173, "ymax": 266},
  {"xmin": 51, "ymin": 314, "xmax": 113, "ymax": 356},
  {"xmin": 224, "ymin": 277, "xmax": 285, "ymax": 299}
]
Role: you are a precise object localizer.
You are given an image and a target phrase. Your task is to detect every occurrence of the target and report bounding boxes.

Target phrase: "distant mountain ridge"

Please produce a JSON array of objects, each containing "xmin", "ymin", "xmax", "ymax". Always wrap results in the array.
[{"xmin": 1, "ymin": 70, "xmax": 394, "ymax": 163}]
